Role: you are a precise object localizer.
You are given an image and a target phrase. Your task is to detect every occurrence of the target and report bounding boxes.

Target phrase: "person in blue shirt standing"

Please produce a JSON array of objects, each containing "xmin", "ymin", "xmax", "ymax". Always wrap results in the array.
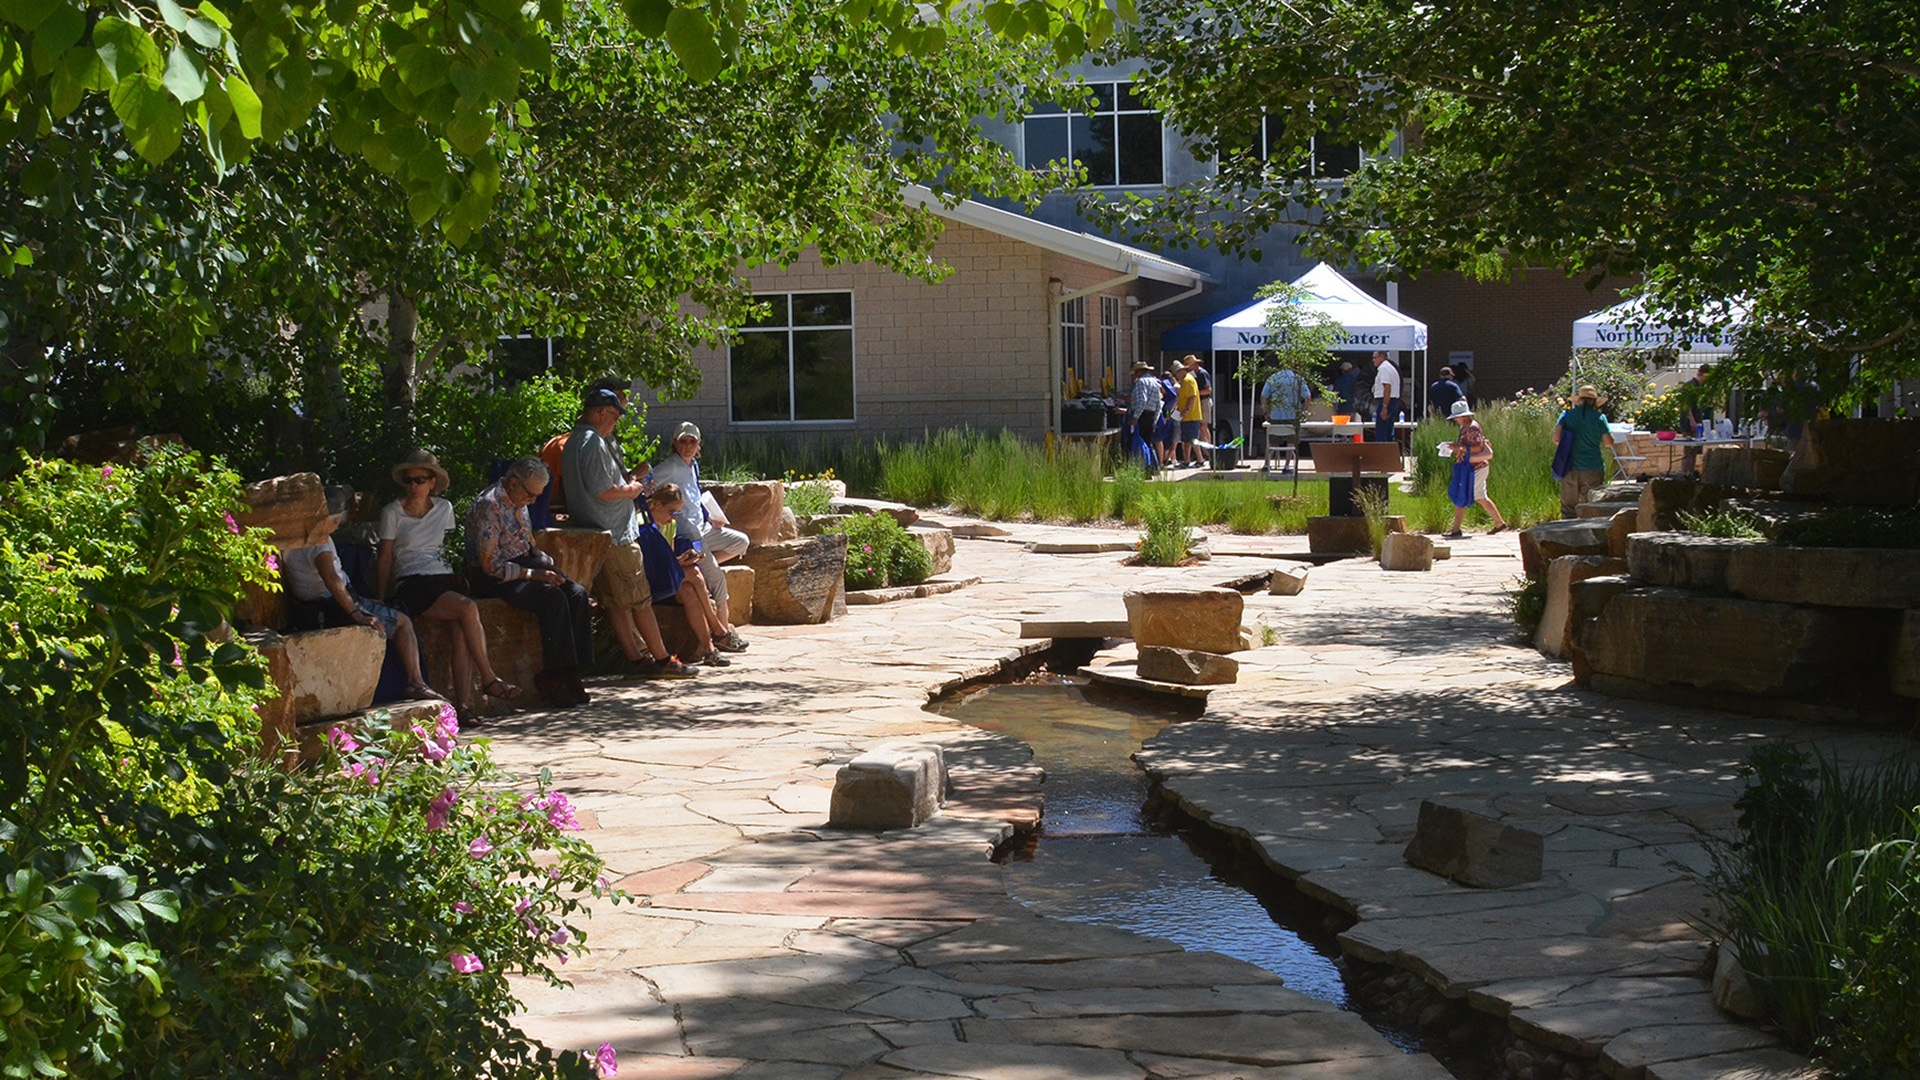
[
  {"xmin": 1428, "ymin": 367, "xmax": 1464, "ymax": 418},
  {"xmin": 1127, "ymin": 361, "xmax": 1163, "ymax": 467},
  {"xmin": 1553, "ymin": 384, "xmax": 1616, "ymax": 518},
  {"xmin": 1258, "ymin": 364, "xmax": 1310, "ymax": 475}
]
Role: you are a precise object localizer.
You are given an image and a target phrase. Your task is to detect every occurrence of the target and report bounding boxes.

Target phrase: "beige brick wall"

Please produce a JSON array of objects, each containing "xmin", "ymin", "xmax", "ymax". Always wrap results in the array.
[
  {"xmin": 642, "ymin": 221, "xmax": 1155, "ymax": 445},
  {"xmin": 1398, "ymin": 270, "xmax": 1632, "ymax": 403}
]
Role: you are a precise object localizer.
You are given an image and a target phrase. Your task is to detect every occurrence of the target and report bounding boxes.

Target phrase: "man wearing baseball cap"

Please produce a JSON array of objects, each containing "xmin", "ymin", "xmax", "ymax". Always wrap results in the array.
[{"xmin": 562, "ymin": 387, "xmax": 699, "ymax": 678}]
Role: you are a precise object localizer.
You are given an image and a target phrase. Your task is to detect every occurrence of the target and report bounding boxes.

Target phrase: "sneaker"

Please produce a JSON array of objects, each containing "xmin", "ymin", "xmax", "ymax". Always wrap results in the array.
[
  {"xmin": 697, "ymin": 650, "xmax": 732, "ymax": 668},
  {"xmin": 630, "ymin": 656, "xmax": 699, "ymax": 679},
  {"xmin": 1444, "ymin": 530, "xmax": 1464, "ymax": 540},
  {"xmin": 715, "ymin": 630, "xmax": 749, "ymax": 653}
]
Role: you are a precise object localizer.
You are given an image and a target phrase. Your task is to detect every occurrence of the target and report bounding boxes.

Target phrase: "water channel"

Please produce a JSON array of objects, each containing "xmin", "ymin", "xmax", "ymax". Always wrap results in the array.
[{"xmin": 927, "ymin": 674, "xmax": 1445, "ymax": 1061}]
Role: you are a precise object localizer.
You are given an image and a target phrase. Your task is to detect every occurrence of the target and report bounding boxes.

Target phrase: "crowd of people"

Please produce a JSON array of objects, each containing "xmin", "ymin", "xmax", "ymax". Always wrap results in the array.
[
  {"xmin": 1125, "ymin": 354, "xmax": 1218, "ymax": 469},
  {"xmin": 279, "ymin": 382, "xmax": 749, "ymax": 720}
]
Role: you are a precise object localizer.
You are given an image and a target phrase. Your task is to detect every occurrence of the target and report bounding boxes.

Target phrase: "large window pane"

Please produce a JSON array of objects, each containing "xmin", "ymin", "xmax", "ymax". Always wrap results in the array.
[
  {"xmin": 1025, "ymin": 115, "xmax": 1068, "ymax": 169},
  {"xmin": 731, "ymin": 332, "xmax": 791, "ymax": 421},
  {"xmin": 1117, "ymin": 82, "xmax": 1152, "ymax": 111},
  {"xmin": 792, "ymin": 292, "xmax": 852, "ymax": 327},
  {"xmin": 1117, "ymin": 113, "xmax": 1163, "ymax": 185},
  {"xmin": 792, "ymin": 329, "xmax": 854, "ymax": 421},
  {"xmin": 1074, "ymin": 114, "xmax": 1116, "ymax": 186},
  {"xmin": 1315, "ymin": 140, "xmax": 1362, "ymax": 178},
  {"xmin": 745, "ymin": 295, "xmax": 788, "ymax": 329},
  {"xmin": 1084, "ymin": 82, "xmax": 1115, "ymax": 111}
]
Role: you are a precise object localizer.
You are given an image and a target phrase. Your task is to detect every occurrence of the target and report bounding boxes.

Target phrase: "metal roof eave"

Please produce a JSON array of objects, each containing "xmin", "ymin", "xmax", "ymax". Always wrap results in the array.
[{"xmin": 903, "ymin": 186, "xmax": 1216, "ymax": 290}]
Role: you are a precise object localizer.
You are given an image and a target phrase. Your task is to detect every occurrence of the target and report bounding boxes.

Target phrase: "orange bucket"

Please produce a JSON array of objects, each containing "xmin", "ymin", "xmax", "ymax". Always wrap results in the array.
[{"xmin": 1331, "ymin": 414, "xmax": 1350, "ymax": 424}]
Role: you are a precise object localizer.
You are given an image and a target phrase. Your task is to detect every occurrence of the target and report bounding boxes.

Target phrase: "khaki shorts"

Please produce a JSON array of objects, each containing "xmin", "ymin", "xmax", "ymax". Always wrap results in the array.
[
  {"xmin": 594, "ymin": 541, "xmax": 651, "ymax": 610},
  {"xmin": 1199, "ymin": 396, "xmax": 1214, "ymax": 425}
]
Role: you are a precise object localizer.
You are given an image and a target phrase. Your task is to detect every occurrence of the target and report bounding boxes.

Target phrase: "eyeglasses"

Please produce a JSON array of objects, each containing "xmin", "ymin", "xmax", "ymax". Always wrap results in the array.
[{"xmin": 403, "ymin": 475, "xmax": 434, "ymax": 485}]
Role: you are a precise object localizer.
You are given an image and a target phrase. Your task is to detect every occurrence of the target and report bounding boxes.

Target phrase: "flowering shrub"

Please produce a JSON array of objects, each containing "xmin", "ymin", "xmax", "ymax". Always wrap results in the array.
[
  {"xmin": 782, "ymin": 468, "xmax": 837, "ymax": 516},
  {"xmin": 1551, "ymin": 349, "xmax": 1651, "ymax": 421},
  {"xmin": 0, "ymin": 448, "xmax": 616, "ymax": 1079},
  {"xmin": 824, "ymin": 511, "xmax": 931, "ymax": 590},
  {"xmin": 1633, "ymin": 387, "xmax": 1689, "ymax": 433}
]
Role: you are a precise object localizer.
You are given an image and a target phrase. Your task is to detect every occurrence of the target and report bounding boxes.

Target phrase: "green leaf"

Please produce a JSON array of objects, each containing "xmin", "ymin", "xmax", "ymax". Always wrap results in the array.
[
  {"xmin": 109, "ymin": 72, "xmax": 185, "ymax": 162},
  {"xmin": 223, "ymin": 69, "xmax": 260, "ymax": 137},
  {"xmin": 94, "ymin": 16, "xmax": 161, "ymax": 81},
  {"xmin": 156, "ymin": 0, "xmax": 190, "ymax": 31},
  {"xmin": 981, "ymin": 2, "xmax": 1012, "ymax": 33},
  {"xmin": 19, "ymin": 153, "xmax": 55, "ymax": 194},
  {"xmin": 184, "ymin": 15, "xmax": 224, "ymax": 49},
  {"xmin": 446, "ymin": 101, "xmax": 491, "ymax": 155},
  {"xmin": 509, "ymin": 34, "xmax": 549, "ymax": 72},
  {"xmin": 29, "ymin": 2, "xmax": 83, "ymax": 74},
  {"xmin": 0, "ymin": 0, "xmax": 58, "ymax": 33},
  {"xmin": 407, "ymin": 188, "xmax": 443, "ymax": 225},
  {"xmin": 620, "ymin": 0, "xmax": 671, "ymax": 38},
  {"xmin": 162, "ymin": 44, "xmax": 207, "ymax": 102},
  {"xmin": 137, "ymin": 890, "xmax": 180, "ymax": 923},
  {"xmin": 664, "ymin": 6, "xmax": 724, "ymax": 82},
  {"xmin": 476, "ymin": 54, "xmax": 517, "ymax": 101}
]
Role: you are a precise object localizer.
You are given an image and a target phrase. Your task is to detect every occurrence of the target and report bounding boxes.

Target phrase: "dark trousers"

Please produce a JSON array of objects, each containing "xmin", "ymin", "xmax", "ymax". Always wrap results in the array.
[
  {"xmin": 475, "ymin": 576, "xmax": 594, "ymax": 673},
  {"xmin": 1134, "ymin": 411, "xmax": 1159, "ymax": 463},
  {"xmin": 1373, "ymin": 398, "xmax": 1401, "ymax": 443}
]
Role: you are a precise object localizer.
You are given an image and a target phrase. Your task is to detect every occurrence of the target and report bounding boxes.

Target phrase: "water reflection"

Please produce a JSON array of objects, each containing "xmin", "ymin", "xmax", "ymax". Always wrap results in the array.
[{"xmin": 928, "ymin": 681, "xmax": 1349, "ymax": 1007}]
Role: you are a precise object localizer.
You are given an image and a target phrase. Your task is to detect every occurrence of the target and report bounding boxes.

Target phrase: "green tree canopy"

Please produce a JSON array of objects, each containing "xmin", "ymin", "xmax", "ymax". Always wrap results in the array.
[{"xmin": 1112, "ymin": 0, "xmax": 1920, "ymax": 405}]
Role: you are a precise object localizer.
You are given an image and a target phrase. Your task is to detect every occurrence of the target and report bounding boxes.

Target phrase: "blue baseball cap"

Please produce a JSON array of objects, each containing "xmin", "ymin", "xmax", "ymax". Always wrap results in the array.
[{"xmin": 583, "ymin": 388, "xmax": 625, "ymax": 414}]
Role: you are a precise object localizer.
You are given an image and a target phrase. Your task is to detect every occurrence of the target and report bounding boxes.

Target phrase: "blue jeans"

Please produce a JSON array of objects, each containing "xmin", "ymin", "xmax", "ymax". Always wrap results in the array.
[{"xmin": 1373, "ymin": 399, "xmax": 1401, "ymax": 443}]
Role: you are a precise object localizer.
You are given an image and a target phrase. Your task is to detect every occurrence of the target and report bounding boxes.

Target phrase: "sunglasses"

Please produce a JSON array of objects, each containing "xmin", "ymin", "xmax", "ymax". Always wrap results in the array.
[{"xmin": 402, "ymin": 474, "xmax": 434, "ymax": 485}]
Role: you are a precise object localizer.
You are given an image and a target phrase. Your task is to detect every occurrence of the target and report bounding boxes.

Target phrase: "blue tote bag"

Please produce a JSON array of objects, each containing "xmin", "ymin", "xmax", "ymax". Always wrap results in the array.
[{"xmin": 1448, "ymin": 460, "xmax": 1476, "ymax": 508}]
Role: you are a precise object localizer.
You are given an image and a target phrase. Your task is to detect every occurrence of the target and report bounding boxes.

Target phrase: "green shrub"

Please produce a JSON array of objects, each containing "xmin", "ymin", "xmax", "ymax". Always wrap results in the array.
[
  {"xmin": 1504, "ymin": 576, "xmax": 1547, "ymax": 635},
  {"xmin": 1549, "ymin": 349, "xmax": 1652, "ymax": 422},
  {"xmin": 1700, "ymin": 745, "xmax": 1920, "ymax": 1073},
  {"xmin": 416, "ymin": 372, "xmax": 628, "ymax": 498},
  {"xmin": 1137, "ymin": 494, "xmax": 1191, "ymax": 566},
  {"xmin": 824, "ymin": 511, "xmax": 930, "ymax": 590},
  {"xmin": 0, "ymin": 449, "xmax": 616, "ymax": 1079}
]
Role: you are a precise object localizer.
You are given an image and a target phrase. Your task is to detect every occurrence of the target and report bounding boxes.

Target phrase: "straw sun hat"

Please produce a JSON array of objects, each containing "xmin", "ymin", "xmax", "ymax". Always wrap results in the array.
[{"xmin": 391, "ymin": 449, "xmax": 450, "ymax": 494}]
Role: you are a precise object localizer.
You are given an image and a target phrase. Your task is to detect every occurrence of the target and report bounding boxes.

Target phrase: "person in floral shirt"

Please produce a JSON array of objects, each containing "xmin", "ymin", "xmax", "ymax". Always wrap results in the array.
[
  {"xmin": 1445, "ymin": 401, "xmax": 1510, "ymax": 538},
  {"xmin": 466, "ymin": 457, "xmax": 594, "ymax": 706}
]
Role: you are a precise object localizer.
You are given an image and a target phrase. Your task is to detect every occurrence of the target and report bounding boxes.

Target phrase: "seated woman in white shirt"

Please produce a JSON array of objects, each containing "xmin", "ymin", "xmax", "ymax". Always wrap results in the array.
[{"xmin": 376, "ymin": 450, "xmax": 520, "ymax": 720}]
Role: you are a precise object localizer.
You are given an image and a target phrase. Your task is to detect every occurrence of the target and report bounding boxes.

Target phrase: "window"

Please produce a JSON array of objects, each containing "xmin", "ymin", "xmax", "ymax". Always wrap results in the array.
[
  {"xmin": 1060, "ymin": 295, "xmax": 1088, "ymax": 391},
  {"xmin": 1100, "ymin": 294, "xmax": 1122, "ymax": 394},
  {"xmin": 1025, "ymin": 81, "xmax": 1163, "ymax": 187},
  {"xmin": 1228, "ymin": 115, "xmax": 1363, "ymax": 179},
  {"xmin": 730, "ymin": 292, "xmax": 854, "ymax": 423}
]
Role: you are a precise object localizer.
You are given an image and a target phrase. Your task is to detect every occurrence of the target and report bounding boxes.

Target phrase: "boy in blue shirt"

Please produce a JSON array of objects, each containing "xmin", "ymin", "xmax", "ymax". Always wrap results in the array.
[{"xmin": 636, "ymin": 483, "xmax": 732, "ymax": 667}]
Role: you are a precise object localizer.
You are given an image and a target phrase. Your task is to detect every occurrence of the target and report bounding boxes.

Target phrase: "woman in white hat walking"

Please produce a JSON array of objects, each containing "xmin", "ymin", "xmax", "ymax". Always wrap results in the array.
[{"xmin": 1445, "ymin": 401, "xmax": 1509, "ymax": 538}]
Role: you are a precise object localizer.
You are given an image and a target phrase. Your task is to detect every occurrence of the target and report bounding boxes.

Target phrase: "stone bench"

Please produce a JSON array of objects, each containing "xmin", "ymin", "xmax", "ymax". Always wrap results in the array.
[
  {"xmin": 828, "ymin": 743, "xmax": 950, "ymax": 830},
  {"xmin": 414, "ymin": 598, "xmax": 551, "ymax": 714},
  {"xmin": 741, "ymin": 534, "xmax": 847, "ymax": 624},
  {"xmin": 1628, "ymin": 532, "xmax": 1920, "ymax": 608},
  {"xmin": 247, "ymin": 625, "xmax": 386, "ymax": 751},
  {"xmin": 1518, "ymin": 518, "xmax": 1611, "ymax": 580}
]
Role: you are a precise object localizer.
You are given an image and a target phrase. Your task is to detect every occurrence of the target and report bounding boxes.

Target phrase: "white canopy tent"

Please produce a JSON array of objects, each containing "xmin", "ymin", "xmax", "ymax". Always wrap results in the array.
[
  {"xmin": 1572, "ymin": 296, "xmax": 1744, "ymax": 354},
  {"xmin": 1186, "ymin": 263, "xmax": 1428, "ymax": 457}
]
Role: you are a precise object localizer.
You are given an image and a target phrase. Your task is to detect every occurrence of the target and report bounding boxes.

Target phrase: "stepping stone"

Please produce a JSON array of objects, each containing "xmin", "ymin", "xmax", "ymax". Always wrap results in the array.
[
  {"xmin": 1402, "ymin": 800, "xmax": 1544, "ymax": 888},
  {"xmin": 1021, "ymin": 594, "xmax": 1130, "ymax": 639},
  {"xmin": 828, "ymin": 743, "xmax": 949, "ymax": 830},
  {"xmin": 1026, "ymin": 539, "xmax": 1136, "ymax": 554}
]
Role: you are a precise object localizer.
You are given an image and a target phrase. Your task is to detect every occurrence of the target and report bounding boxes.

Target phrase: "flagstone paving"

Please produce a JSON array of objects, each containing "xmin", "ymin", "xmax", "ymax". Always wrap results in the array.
[{"xmin": 487, "ymin": 515, "xmax": 1883, "ymax": 1079}]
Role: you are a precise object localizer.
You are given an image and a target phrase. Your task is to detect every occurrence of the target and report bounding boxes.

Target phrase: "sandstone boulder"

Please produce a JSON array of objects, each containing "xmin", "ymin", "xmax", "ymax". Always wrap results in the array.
[
  {"xmin": 798, "ymin": 513, "xmax": 851, "ymax": 536},
  {"xmin": 533, "ymin": 528, "xmax": 612, "ymax": 590},
  {"xmin": 1583, "ymin": 587, "xmax": 1895, "ymax": 699},
  {"xmin": 414, "ymin": 599, "xmax": 546, "ymax": 713},
  {"xmin": 907, "ymin": 525, "xmax": 955, "ymax": 576},
  {"xmin": 1565, "ymin": 575, "xmax": 1642, "ymax": 683},
  {"xmin": 1306, "ymin": 515, "xmax": 1405, "ymax": 554},
  {"xmin": 1379, "ymin": 532, "xmax": 1434, "ymax": 572},
  {"xmin": 1606, "ymin": 507, "xmax": 1639, "ymax": 558},
  {"xmin": 1518, "ymin": 518, "xmax": 1611, "ymax": 580},
  {"xmin": 1702, "ymin": 446, "xmax": 1791, "ymax": 490},
  {"xmin": 237, "ymin": 472, "xmax": 330, "ymax": 549},
  {"xmin": 1590, "ymin": 481, "xmax": 1647, "ymax": 504},
  {"xmin": 1533, "ymin": 555, "xmax": 1631, "ymax": 659},
  {"xmin": 248, "ymin": 625, "xmax": 385, "ymax": 745},
  {"xmin": 832, "ymin": 496, "xmax": 919, "ymax": 527},
  {"xmin": 775, "ymin": 507, "xmax": 801, "ymax": 541},
  {"xmin": 1626, "ymin": 532, "xmax": 1761, "ymax": 591},
  {"xmin": 1137, "ymin": 645, "xmax": 1239, "ymax": 686},
  {"xmin": 1779, "ymin": 418, "xmax": 1920, "ymax": 506},
  {"xmin": 723, "ymin": 564, "xmax": 755, "ymax": 623},
  {"xmin": 233, "ymin": 582, "xmax": 286, "ymax": 631},
  {"xmin": 1575, "ymin": 500, "xmax": 1640, "ymax": 520},
  {"xmin": 1637, "ymin": 477, "xmax": 1741, "ymax": 534},
  {"xmin": 708, "ymin": 481, "xmax": 787, "ymax": 546},
  {"xmin": 1123, "ymin": 586, "xmax": 1246, "ymax": 654},
  {"xmin": 1403, "ymin": 800, "xmax": 1544, "ymax": 888},
  {"xmin": 650, "ymin": 602, "xmax": 705, "ymax": 662},
  {"xmin": 828, "ymin": 743, "xmax": 949, "ymax": 830},
  {"xmin": 1268, "ymin": 564, "xmax": 1311, "ymax": 596},
  {"xmin": 743, "ymin": 534, "xmax": 848, "ymax": 624},
  {"xmin": 1723, "ymin": 545, "xmax": 1920, "ymax": 609},
  {"xmin": 1713, "ymin": 942, "xmax": 1766, "ymax": 1020}
]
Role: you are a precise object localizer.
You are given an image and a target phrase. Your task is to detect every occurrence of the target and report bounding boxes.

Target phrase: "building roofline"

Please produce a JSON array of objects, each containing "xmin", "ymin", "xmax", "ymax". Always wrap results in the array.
[{"xmin": 904, "ymin": 186, "xmax": 1217, "ymax": 289}]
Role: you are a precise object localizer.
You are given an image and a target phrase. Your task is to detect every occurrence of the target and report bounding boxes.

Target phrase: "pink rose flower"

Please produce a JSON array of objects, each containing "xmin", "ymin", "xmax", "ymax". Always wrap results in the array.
[
  {"xmin": 223, "ymin": 512, "xmax": 240, "ymax": 534},
  {"xmin": 594, "ymin": 1042, "xmax": 618, "ymax": 1078},
  {"xmin": 453, "ymin": 901, "xmax": 473, "ymax": 914},
  {"xmin": 450, "ymin": 952, "xmax": 483, "ymax": 974},
  {"xmin": 427, "ymin": 787, "xmax": 459, "ymax": 831},
  {"xmin": 468, "ymin": 834, "xmax": 494, "ymax": 858},
  {"xmin": 326, "ymin": 727, "xmax": 360, "ymax": 754}
]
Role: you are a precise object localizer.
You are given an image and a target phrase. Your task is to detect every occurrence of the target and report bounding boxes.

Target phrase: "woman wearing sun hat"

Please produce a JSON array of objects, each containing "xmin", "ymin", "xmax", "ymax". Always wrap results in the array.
[
  {"xmin": 1445, "ymin": 400, "xmax": 1509, "ymax": 538},
  {"xmin": 377, "ymin": 448, "xmax": 521, "ymax": 720},
  {"xmin": 1554, "ymin": 384, "xmax": 1616, "ymax": 518}
]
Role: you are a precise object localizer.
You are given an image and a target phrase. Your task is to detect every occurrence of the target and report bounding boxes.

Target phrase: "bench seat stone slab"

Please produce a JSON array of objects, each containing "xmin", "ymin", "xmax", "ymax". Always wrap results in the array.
[
  {"xmin": 829, "ymin": 744, "xmax": 949, "ymax": 830},
  {"xmin": 1123, "ymin": 586, "xmax": 1246, "ymax": 654}
]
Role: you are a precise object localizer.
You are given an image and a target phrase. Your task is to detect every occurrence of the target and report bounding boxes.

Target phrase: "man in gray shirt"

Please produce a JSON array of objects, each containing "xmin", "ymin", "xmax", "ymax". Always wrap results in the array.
[{"xmin": 562, "ymin": 388, "xmax": 698, "ymax": 677}]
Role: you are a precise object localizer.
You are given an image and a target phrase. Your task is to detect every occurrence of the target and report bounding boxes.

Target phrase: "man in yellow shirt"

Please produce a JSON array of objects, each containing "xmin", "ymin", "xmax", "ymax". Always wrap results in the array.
[{"xmin": 1175, "ymin": 358, "xmax": 1205, "ymax": 467}]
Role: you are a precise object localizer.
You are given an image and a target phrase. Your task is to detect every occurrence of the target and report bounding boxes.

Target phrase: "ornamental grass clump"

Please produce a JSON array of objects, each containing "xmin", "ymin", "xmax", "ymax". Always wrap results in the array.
[
  {"xmin": 1137, "ymin": 493, "xmax": 1191, "ymax": 566},
  {"xmin": 1699, "ymin": 745, "xmax": 1920, "ymax": 1075},
  {"xmin": 0, "ymin": 448, "xmax": 623, "ymax": 1080}
]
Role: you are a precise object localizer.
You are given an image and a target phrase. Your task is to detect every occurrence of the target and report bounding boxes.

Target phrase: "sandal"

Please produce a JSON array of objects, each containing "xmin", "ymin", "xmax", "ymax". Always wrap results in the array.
[
  {"xmin": 406, "ymin": 682, "xmax": 446, "ymax": 702},
  {"xmin": 1488, "ymin": 523, "xmax": 1510, "ymax": 535},
  {"xmin": 482, "ymin": 677, "xmax": 522, "ymax": 702}
]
